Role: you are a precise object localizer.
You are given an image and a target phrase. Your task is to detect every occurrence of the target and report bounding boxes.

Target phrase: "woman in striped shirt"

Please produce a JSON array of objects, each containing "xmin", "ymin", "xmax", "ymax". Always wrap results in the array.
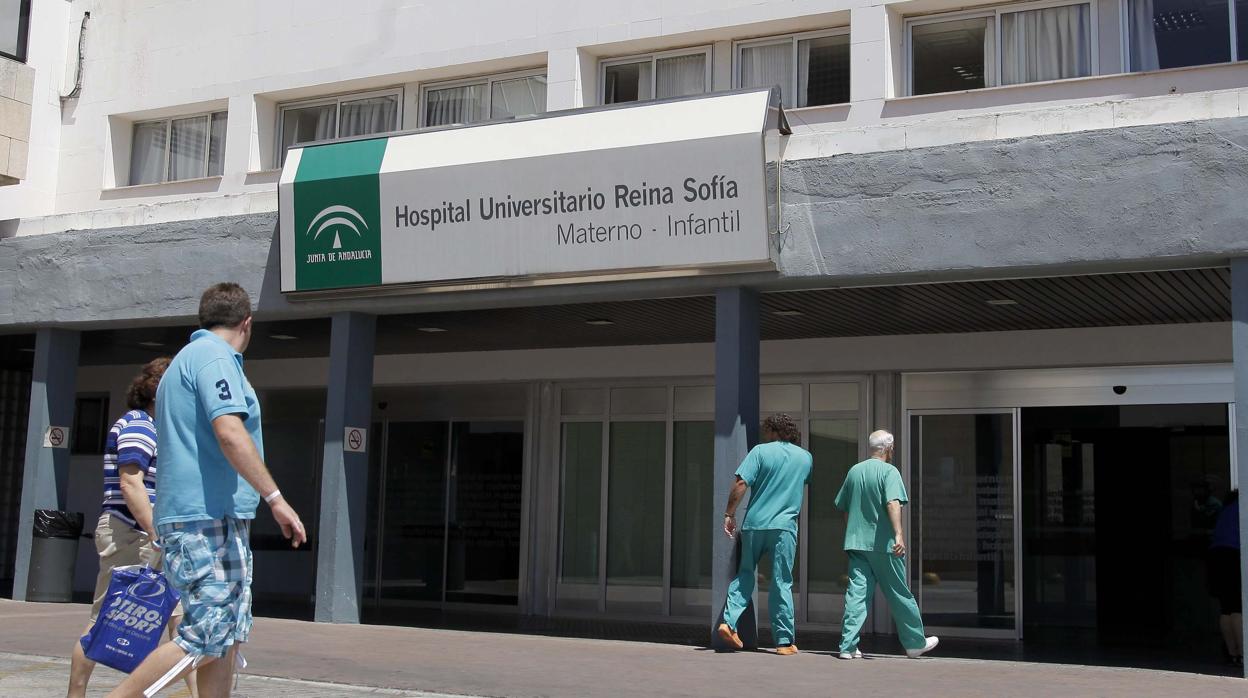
[{"xmin": 68, "ymin": 357, "xmax": 196, "ymax": 698}]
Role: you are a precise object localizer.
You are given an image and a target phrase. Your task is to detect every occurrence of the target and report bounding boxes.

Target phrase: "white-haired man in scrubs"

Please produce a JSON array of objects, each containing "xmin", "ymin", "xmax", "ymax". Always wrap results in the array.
[{"xmin": 835, "ymin": 429, "xmax": 938, "ymax": 659}]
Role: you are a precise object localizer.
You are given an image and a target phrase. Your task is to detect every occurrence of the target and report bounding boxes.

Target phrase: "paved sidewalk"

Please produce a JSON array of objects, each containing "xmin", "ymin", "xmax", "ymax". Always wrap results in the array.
[
  {"xmin": 1, "ymin": 599, "xmax": 1244, "ymax": 698},
  {"xmin": 0, "ymin": 653, "xmax": 469, "ymax": 697}
]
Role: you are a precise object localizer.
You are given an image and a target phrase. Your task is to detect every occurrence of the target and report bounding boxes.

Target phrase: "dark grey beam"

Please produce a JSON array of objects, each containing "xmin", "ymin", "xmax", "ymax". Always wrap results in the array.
[
  {"xmin": 13, "ymin": 328, "xmax": 80, "ymax": 601},
  {"xmin": 712, "ymin": 287, "xmax": 759, "ymax": 648},
  {"xmin": 314, "ymin": 312, "xmax": 376, "ymax": 623},
  {"xmin": 1232, "ymin": 257, "xmax": 1248, "ymax": 679}
]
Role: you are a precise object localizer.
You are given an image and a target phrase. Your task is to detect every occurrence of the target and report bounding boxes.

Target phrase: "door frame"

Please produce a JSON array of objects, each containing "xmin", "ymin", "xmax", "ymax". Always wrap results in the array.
[
  {"xmin": 905, "ymin": 407, "xmax": 1023, "ymax": 640},
  {"xmin": 369, "ymin": 416, "xmax": 528, "ymax": 612}
]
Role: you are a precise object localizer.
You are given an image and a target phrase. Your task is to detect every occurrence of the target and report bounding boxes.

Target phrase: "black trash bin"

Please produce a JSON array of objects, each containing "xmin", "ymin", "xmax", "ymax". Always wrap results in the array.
[{"xmin": 28, "ymin": 510, "xmax": 85, "ymax": 602}]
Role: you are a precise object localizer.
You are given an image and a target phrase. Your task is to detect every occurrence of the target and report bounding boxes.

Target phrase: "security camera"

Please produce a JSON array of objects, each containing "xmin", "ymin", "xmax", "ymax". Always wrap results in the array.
[
  {"xmin": 1112, "ymin": 386, "xmax": 1127, "ymax": 395},
  {"xmin": 377, "ymin": 401, "xmax": 389, "ymax": 410}
]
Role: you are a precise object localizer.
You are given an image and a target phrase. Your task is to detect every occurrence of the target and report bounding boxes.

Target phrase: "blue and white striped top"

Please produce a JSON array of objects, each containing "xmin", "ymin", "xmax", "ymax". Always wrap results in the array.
[{"xmin": 102, "ymin": 410, "xmax": 158, "ymax": 529}]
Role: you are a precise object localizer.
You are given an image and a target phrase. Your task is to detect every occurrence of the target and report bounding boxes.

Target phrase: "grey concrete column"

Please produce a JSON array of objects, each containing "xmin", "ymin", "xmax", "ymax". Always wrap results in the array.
[
  {"xmin": 13, "ymin": 328, "xmax": 80, "ymax": 601},
  {"xmin": 711, "ymin": 287, "xmax": 760, "ymax": 648},
  {"xmin": 314, "ymin": 312, "xmax": 376, "ymax": 623},
  {"xmin": 1232, "ymin": 257, "xmax": 1248, "ymax": 679}
]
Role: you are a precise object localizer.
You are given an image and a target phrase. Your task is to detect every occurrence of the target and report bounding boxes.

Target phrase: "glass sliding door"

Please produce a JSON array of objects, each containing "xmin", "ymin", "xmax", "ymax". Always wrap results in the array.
[
  {"xmin": 910, "ymin": 410, "xmax": 1019, "ymax": 636},
  {"xmin": 670, "ymin": 420, "xmax": 714, "ymax": 617},
  {"xmin": 557, "ymin": 422, "xmax": 602, "ymax": 611},
  {"xmin": 446, "ymin": 421, "xmax": 524, "ymax": 605},
  {"xmin": 605, "ymin": 421, "xmax": 667, "ymax": 614},
  {"xmin": 378, "ymin": 422, "xmax": 450, "ymax": 607},
  {"xmin": 806, "ymin": 417, "xmax": 860, "ymax": 623}
]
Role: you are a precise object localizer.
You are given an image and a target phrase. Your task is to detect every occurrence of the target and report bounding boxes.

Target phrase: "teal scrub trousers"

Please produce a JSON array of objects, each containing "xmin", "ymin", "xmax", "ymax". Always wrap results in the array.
[
  {"xmin": 840, "ymin": 550, "xmax": 927, "ymax": 653},
  {"xmin": 722, "ymin": 529, "xmax": 797, "ymax": 646}
]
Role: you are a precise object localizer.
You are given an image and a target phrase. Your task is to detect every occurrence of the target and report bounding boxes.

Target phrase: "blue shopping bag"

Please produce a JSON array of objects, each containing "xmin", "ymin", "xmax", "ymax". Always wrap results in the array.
[{"xmin": 80, "ymin": 565, "xmax": 180, "ymax": 674}]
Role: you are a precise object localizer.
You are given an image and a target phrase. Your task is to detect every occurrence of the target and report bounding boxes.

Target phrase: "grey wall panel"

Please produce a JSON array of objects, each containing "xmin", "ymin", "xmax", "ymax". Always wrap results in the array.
[{"xmin": 2, "ymin": 117, "xmax": 1246, "ymax": 329}]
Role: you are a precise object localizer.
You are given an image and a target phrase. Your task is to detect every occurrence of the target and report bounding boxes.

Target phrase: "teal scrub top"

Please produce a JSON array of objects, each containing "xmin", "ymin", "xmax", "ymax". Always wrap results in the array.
[
  {"xmin": 736, "ymin": 441, "xmax": 812, "ymax": 534},
  {"xmin": 834, "ymin": 458, "xmax": 908, "ymax": 552}
]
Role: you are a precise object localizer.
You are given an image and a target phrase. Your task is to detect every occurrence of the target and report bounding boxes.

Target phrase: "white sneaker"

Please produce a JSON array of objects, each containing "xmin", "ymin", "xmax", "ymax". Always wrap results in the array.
[
  {"xmin": 906, "ymin": 636, "xmax": 939, "ymax": 658},
  {"xmin": 837, "ymin": 649, "xmax": 864, "ymax": 660}
]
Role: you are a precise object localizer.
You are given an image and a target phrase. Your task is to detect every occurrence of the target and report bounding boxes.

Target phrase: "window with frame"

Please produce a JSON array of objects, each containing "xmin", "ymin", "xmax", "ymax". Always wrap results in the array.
[
  {"xmin": 1126, "ymin": 0, "xmax": 1247, "ymax": 71},
  {"xmin": 422, "ymin": 71, "xmax": 547, "ymax": 128},
  {"xmin": 908, "ymin": 1, "xmax": 1095, "ymax": 96},
  {"xmin": 735, "ymin": 31, "xmax": 850, "ymax": 108},
  {"xmin": 130, "ymin": 111, "xmax": 227, "ymax": 186},
  {"xmin": 1, "ymin": 0, "xmax": 31, "ymax": 63},
  {"xmin": 602, "ymin": 48, "xmax": 711, "ymax": 104},
  {"xmin": 278, "ymin": 89, "xmax": 400, "ymax": 166}
]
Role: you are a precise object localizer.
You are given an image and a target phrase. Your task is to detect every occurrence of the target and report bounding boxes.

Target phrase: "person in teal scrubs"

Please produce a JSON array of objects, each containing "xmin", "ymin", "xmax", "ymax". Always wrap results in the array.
[
  {"xmin": 835, "ymin": 429, "xmax": 938, "ymax": 659},
  {"xmin": 718, "ymin": 413, "xmax": 812, "ymax": 655}
]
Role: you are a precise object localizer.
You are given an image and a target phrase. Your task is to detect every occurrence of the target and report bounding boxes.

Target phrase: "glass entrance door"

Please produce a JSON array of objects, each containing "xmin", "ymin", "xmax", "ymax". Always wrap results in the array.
[
  {"xmin": 910, "ymin": 410, "xmax": 1020, "ymax": 637},
  {"xmin": 365, "ymin": 419, "xmax": 524, "ymax": 615}
]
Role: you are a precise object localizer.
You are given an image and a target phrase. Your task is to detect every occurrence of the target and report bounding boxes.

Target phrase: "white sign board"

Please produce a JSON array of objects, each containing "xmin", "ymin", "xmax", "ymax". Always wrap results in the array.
[{"xmin": 280, "ymin": 90, "xmax": 780, "ymax": 294}]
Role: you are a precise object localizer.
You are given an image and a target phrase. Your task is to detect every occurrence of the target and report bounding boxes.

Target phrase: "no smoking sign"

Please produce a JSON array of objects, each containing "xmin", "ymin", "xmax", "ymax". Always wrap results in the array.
[
  {"xmin": 44, "ymin": 426, "xmax": 69, "ymax": 449},
  {"xmin": 343, "ymin": 427, "xmax": 367, "ymax": 454}
]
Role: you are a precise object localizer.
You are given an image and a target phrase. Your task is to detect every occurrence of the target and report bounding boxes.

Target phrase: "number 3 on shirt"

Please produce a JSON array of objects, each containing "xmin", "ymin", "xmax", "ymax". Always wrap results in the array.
[{"xmin": 215, "ymin": 379, "xmax": 232, "ymax": 401}]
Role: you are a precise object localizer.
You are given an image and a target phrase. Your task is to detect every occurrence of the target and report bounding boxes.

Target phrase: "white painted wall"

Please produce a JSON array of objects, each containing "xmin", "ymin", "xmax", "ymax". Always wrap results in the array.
[{"xmin": 5, "ymin": 0, "xmax": 1247, "ymax": 237}]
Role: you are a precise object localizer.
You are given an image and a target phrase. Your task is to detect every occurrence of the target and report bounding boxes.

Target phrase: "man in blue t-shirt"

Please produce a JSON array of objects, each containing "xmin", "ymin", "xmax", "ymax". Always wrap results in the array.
[
  {"xmin": 112, "ymin": 283, "xmax": 306, "ymax": 698},
  {"xmin": 717, "ymin": 413, "xmax": 812, "ymax": 655}
]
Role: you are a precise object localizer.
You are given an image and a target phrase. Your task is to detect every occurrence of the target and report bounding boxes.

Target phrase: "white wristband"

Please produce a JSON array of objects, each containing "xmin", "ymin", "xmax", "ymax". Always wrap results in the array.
[{"xmin": 264, "ymin": 489, "xmax": 282, "ymax": 504}]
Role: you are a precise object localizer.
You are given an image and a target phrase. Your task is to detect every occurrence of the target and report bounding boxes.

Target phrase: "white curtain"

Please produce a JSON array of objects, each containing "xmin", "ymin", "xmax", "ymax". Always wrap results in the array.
[
  {"xmin": 281, "ymin": 104, "xmax": 336, "ymax": 163},
  {"xmin": 739, "ymin": 41, "xmax": 792, "ymax": 103},
  {"xmin": 208, "ymin": 112, "xmax": 227, "ymax": 177},
  {"xmin": 604, "ymin": 61, "xmax": 652, "ymax": 103},
  {"xmin": 130, "ymin": 121, "xmax": 167, "ymax": 185},
  {"xmin": 339, "ymin": 95, "xmax": 398, "ymax": 137},
  {"xmin": 491, "ymin": 75, "xmax": 547, "ymax": 119},
  {"xmin": 425, "ymin": 84, "xmax": 485, "ymax": 126},
  {"xmin": 1000, "ymin": 4, "xmax": 1092, "ymax": 85},
  {"xmin": 1127, "ymin": 0, "xmax": 1160, "ymax": 71},
  {"xmin": 655, "ymin": 54, "xmax": 705, "ymax": 99},
  {"xmin": 168, "ymin": 115, "xmax": 209, "ymax": 181}
]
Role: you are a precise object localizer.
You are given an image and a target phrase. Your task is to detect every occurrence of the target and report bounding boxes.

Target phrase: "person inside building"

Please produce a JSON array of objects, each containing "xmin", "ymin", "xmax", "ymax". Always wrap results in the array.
[
  {"xmin": 107, "ymin": 283, "xmax": 306, "ymax": 698},
  {"xmin": 1209, "ymin": 489, "xmax": 1242, "ymax": 667},
  {"xmin": 67, "ymin": 357, "xmax": 197, "ymax": 698},
  {"xmin": 717, "ymin": 413, "xmax": 812, "ymax": 655},
  {"xmin": 835, "ymin": 429, "xmax": 938, "ymax": 660}
]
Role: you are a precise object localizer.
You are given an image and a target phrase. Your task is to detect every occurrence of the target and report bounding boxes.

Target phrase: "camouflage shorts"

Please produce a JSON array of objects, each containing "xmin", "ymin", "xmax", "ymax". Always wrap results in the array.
[{"xmin": 158, "ymin": 518, "xmax": 253, "ymax": 658}]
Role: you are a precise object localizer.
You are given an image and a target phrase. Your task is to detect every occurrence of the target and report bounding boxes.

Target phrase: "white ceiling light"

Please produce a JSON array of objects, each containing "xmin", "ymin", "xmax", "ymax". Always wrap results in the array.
[
  {"xmin": 418, "ymin": 327, "xmax": 447, "ymax": 333},
  {"xmin": 138, "ymin": 341, "xmax": 164, "ymax": 348},
  {"xmin": 269, "ymin": 334, "xmax": 299, "ymax": 340}
]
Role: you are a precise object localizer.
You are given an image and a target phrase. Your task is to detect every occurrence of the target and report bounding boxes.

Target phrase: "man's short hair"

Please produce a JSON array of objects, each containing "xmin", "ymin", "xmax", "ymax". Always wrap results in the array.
[
  {"xmin": 763, "ymin": 413, "xmax": 802, "ymax": 444},
  {"xmin": 869, "ymin": 430, "xmax": 895, "ymax": 452},
  {"xmin": 198, "ymin": 283, "xmax": 252, "ymax": 330}
]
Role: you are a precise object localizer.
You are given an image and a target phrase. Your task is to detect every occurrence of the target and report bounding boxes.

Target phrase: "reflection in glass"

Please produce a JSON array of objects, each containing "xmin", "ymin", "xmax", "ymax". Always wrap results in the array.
[
  {"xmin": 1128, "ymin": 0, "xmax": 1231, "ymax": 71},
  {"xmin": 798, "ymin": 34, "xmax": 851, "ymax": 106},
  {"xmin": 911, "ymin": 17, "xmax": 993, "ymax": 95},
  {"xmin": 446, "ymin": 422, "xmax": 523, "ymax": 605},
  {"xmin": 913, "ymin": 413, "xmax": 1016, "ymax": 630},
  {"xmin": 558, "ymin": 423, "xmax": 602, "ymax": 610},
  {"xmin": 604, "ymin": 61, "xmax": 653, "ymax": 104},
  {"xmin": 606, "ymin": 422, "xmax": 666, "ymax": 614},
  {"xmin": 671, "ymin": 421, "xmax": 714, "ymax": 616},
  {"xmin": 379, "ymin": 422, "xmax": 448, "ymax": 604},
  {"xmin": 806, "ymin": 419, "xmax": 859, "ymax": 623}
]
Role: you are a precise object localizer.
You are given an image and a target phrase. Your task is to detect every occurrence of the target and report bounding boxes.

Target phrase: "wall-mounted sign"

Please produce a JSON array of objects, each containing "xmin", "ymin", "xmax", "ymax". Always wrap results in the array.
[
  {"xmin": 343, "ymin": 427, "xmax": 367, "ymax": 454},
  {"xmin": 279, "ymin": 89, "xmax": 784, "ymax": 295},
  {"xmin": 44, "ymin": 426, "xmax": 69, "ymax": 449}
]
